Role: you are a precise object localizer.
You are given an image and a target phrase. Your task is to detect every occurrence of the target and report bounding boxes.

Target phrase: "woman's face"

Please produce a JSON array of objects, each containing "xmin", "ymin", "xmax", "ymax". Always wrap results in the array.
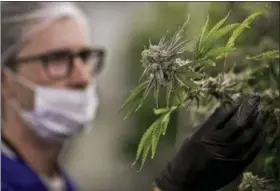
[{"xmin": 2, "ymin": 17, "xmax": 95, "ymax": 110}]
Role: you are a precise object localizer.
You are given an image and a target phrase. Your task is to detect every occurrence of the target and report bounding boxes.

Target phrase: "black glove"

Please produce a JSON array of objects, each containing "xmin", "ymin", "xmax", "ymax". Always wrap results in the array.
[{"xmin": 155, "ymin": 94, "xmax": 270, "ymax": 191}]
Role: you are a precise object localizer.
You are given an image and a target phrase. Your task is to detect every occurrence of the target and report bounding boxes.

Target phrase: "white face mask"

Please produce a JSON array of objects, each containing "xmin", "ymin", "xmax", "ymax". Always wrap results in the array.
[{"xmin": 6, "ymin": 69, "xmax": 100, "ymax": 143}]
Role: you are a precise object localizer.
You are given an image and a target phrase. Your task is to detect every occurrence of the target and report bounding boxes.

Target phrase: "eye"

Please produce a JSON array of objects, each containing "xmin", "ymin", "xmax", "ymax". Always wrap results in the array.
[
  {"xmin": 47, "ymin": 50, "xmax": 71, "ymax": 62},
  {"xmin": 42, "ymin": 50, "xmax": 72, "ymax": 79},
  {"xmin": 79, "ymin": 49, "xmax": 94, "ymax": 63}
]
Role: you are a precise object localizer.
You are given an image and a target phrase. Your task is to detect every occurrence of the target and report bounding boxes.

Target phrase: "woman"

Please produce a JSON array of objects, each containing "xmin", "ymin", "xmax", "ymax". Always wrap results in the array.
[{"xmin": 1, "ymin": 2, "xmax": 271, "ymax": 191}]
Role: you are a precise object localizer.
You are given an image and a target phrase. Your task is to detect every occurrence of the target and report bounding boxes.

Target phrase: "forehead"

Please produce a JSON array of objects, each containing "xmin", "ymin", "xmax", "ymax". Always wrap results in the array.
[{"xmin": 19, "ymin": 17, "xmax": 91, "ymax": 57}]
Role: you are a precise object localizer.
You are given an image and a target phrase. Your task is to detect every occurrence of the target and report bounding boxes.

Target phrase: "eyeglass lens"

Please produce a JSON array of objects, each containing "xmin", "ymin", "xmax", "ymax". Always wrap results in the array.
[{"xmin": 43, "ymin": 49, "xmax": 104, "ymax": 79}]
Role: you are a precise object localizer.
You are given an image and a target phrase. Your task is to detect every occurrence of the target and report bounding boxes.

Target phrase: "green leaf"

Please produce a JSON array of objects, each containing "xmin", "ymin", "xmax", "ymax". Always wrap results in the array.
[
  {"xmin": 175, "ymin": 74, "xmax": 199, "ymax": 89},
  {"xmin": 135, "ymin": 123, "xmax": 154, "ymax": 163},
  {"xmin": 139, "ymin": 141, "xmax": 151, "ymax": 171},
  {"xmin": 161, "ymin": 112, "xmax": 171, "ymax": 135},
  {"xmin": 264, "ymin": 156, "xmax": 276, "ymax": 167},
  {"xmin": 166, "ymin": 81, "xmax": 173, "ymax": 107},
  {"xmin": 206, "ymin": 11, "xmax": 231, "ymax": 39},
  {"xmin": 154, "ymin": 107, "xmax": 170, "ymax": 115},
  {"xmin": 170, "ymin": 83, "xmax": 185, "ymax": 106},
  {"xmin": 195, "ymin": 16, "xmax": 210, "ymax": 58},
  {"xmin": 137, "ymin": 79, "xmax": 156, "ymax": 110},
  {"xmin": 246, "ymin": 50, "xmax": 280, "ymax": 60},
  {"xmin": 151, "ymin": 122, "xmax": 162, "ymax": 159},
  {"xmin": 154, "ymin": 82, "xmax": 160, "ymax": 108},
  {"xmin": 134, "ymin": 106, "xmax": 178, "ymax": 169},
  {"xmin": 205, "ymin": 59, "xmax": 216, "ymax": 67},
  {"xmin": 161, "ymin": 106, "xmax": 176, "ymax": 135},
  {"xmin": 227, "ymin": 12, "xmax": 263, "ymax": 48},
  {"xmin": 269, "ymin": 63, "xmax": 279, "ymax": 86},
  {"xmin": 203, "ymin": 23, "xmax": 238, "ymax": 55},
  {"xmin": 120, "ymin": 80, "xmax": 149, "ymax": 110},
  {"xmin": 177, "ymin": 69, "xmax": 202, "ymax": 79},
  {"xmin": 206, "ymin": 46, "xmax": 236, "ymax": 58},
  {"xmin": 123, "ymin": 101, "xmax": 140, "ymax": 120},
  {"xmin": 176, "ymin": 85, "xmax": 187, "ymax": 104}
]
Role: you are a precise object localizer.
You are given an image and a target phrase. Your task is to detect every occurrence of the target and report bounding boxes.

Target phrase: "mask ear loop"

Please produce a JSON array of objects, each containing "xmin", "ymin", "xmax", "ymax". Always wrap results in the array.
[
  {"xmin": 4, "ymin": 95, "xmax": 40, "ymax": 131},
  {"xmin": 2, "ymin": 67, "xmax": 39, "ymax": 128},
  {"xmin": 3, "ymin": 67, "xmax": 37, "ymax": 90}
]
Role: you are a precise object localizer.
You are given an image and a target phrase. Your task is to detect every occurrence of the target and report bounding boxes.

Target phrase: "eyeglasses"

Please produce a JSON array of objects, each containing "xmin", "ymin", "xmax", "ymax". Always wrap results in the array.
[{"xmin": 13, "ymin": 48, "xmax": 106, "ymax": 80}]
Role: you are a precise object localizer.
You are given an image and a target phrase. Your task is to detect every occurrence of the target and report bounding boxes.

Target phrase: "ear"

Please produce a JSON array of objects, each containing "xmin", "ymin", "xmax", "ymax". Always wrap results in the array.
[{"xmin": 1, "ymin": 68, "xmax": 16, "ymax": 100}]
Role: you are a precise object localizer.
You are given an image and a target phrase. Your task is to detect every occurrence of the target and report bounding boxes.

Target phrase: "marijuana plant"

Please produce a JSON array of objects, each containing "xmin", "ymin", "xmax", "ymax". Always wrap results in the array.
[{"xmin": 121, "ymin": 11, "xmax": 280, "ymax": 188}]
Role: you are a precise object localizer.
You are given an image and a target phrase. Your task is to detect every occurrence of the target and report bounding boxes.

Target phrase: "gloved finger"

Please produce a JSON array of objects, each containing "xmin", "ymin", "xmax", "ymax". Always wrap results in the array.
[
  {"xmin": 216, "ymin": 94, "xmax": 261, "ymax": 142},
  {"xmin": 249, "ymin": 109, "xmax": 270, "ymax": 133},
  {"xmin": 202, "ymin": 138, "xmax": 241, "ymax": 160},
  {"xmin": 203, "ymin": 118, "xmax": 264, "ymax": 160},
  {"xmin": 235, "ymin": 111, "xmax": 270, "ymax": 161},
  {"xmin": 229, "ymin": 94, "xmax": 261, "ymax": 129},
  {"xmin": 234, "ymin": 109, "xmax": 269, "ymax": 146},
  {"xmin": 242, "ymin": 128, "xmax": 265, "ymax": 162},
  {"xmin": 228, "ymin": 128, "xmax": 262, "ymax": 159},
  {"xmin": 213, "ymin": 96, "xmax": 242, "ymax": 130},
  {"xmin": 194, "ymin": 97, "xmax": 242, "ymax": 138}
]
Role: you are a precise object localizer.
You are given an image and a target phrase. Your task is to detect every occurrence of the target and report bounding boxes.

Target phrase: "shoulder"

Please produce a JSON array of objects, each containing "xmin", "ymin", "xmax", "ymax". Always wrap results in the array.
[
  {"xmin": 1, "ymin": 151, "xmax": 20, "ymax": 189},
  {"xmin": 1, "ymin": 154, "xmax": 15, "ymax": 191},
  {"xmin": 1, "ymin": 151, "xmax": 37, "ymax": 189},
  {"xmin": 1, "ymin": 151, "xmax": 22, "ymax": 179}
]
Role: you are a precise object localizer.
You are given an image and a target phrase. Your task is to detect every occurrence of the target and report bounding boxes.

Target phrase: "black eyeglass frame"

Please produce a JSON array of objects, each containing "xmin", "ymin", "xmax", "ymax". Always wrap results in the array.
[{"xmin": 12, "ymin": 48, "xmax": 106, "ymax": 80}]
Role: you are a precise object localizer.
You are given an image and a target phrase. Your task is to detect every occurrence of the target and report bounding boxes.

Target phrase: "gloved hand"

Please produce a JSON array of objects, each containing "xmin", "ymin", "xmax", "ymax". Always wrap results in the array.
[{"xmin": 155, "ymin": 94, "xmax": 270, "ymax": 191}]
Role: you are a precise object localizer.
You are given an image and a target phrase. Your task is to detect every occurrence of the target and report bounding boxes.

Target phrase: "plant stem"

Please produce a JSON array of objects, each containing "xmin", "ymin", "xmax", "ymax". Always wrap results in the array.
[
  {"xmin": 223, "ymin": 55, "xmax": 228, "ymax": 82},
  {"xmin": 278, "ymin": 59, "xmax": 280, "ymax": 97}
]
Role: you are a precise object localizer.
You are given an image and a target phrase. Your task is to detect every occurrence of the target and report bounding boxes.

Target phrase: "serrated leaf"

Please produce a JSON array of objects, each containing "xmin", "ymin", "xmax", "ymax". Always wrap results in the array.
[
  {"xmin": 206, "ymin": 11, "xmax": 231, "ymax": 39},
  {"xmin": 246, "ymin": 50, "xmax": 280, "ymax": 60},
  {"xmin": 203, "ymin": 23, "xmax": 239, "ymax": 55},
  {"xmin": 137, "ymin": 79, "xmax": 156, "ymax": 110},
  {"xmin": 120, "ymin": 80, "xmax": 149, "ymax": 110},
  {"xmin": 151, "ymin": 121, "xmax": 162, "ymax": 159},
  {"xmin": 169, "ymin": 15, "xmax": 191, "ymax": 49},
  {"xmin": 123, "ymin": 101, "xmax": 141, "ymax": 120},
  {"xmin": 195, "ymin": 16, "xmax": 210, "ymax": 58},
  {"xmin": 139, "ymin": 141, "xmax": 151, "ymax": 171},
  {"xmin": 227, "ymin": 12, "xmax": 263, "ymax": 48},
  {"xmin": 135, "ymin": 123, "xmax": 155, "ymax": 163},
  {"xmin": 206, "ymin": 46, "xmax": 236, "ymax": 58}
]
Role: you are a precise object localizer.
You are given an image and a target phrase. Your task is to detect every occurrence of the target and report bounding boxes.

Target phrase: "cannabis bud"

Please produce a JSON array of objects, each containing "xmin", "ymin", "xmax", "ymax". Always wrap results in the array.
[
  {"xmin": 139, "ymin": 24, "xmax": 193, "ymax": 107},
  {"xmin": 238, "ymin": 172, "xmax": 276, "ymax": 191}
]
